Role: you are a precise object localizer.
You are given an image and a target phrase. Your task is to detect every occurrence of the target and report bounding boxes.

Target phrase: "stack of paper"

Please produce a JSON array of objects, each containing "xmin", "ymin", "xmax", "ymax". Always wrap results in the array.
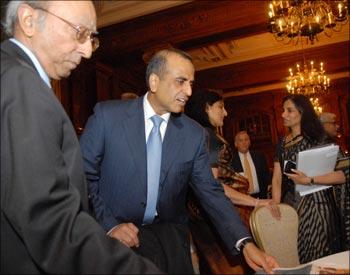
[{"xmin": 296, "ymin": 144, "xmax": 339, "ymax": 196}]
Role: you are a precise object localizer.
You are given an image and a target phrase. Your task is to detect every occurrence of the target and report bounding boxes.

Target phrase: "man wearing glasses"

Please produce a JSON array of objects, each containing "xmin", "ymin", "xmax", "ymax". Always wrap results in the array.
[
  {"xmin": 1, "ymin": 1, "xmax": 161, "ymax": 274},
  {"xmin": 319, "ymin": 112, "xmax": 340, "ymax": 140}
]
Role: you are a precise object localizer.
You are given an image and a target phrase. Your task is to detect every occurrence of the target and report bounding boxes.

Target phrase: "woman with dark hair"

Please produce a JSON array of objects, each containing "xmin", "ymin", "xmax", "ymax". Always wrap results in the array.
[
  {"xmin": 185, "ymin": 89, "xmax": 276, "ymax": 227},
  {"xmin": 271, "ymin": 94, "xmax": 346, "ymax": 263}
]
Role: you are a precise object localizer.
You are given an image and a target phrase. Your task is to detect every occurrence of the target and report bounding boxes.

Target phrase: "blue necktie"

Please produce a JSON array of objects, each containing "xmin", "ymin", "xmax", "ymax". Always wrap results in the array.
[{"xmin": 143, "ymin": 115, "xmax": 163, "ymax": 224}]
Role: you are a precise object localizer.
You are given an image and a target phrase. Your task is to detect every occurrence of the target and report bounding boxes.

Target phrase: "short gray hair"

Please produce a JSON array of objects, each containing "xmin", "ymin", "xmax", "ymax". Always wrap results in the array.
[
  {"xmin": 145, "ymin": 48, "xmax": 193, "ymax": 89},
  {"xmin": 234, "ymin": 130, "xmax": 249, "ymax": 142},
  {"xmin": 319, "ymin": 112, "xmax": 336, "ymax": 123},
  {"xmin": 2, "ymin": 1, "xmax": 49, "ymax": 37}
]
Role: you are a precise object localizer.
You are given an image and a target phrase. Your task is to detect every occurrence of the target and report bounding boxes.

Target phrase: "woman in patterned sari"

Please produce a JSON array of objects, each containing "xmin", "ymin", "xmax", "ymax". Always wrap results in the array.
[
  {"xmin": 271, "ymin": 94, "xmax": 346, "ymax": 263},
  {"xmin": 185, "ymin": 89, "xmax": 275, "ymax": 227}
]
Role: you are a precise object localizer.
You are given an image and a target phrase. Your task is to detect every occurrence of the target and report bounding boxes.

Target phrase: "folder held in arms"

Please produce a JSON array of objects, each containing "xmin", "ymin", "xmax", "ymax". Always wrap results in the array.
[{"xmin": 296, "ymin": 144, "xmax": 339, "ymax": 196}]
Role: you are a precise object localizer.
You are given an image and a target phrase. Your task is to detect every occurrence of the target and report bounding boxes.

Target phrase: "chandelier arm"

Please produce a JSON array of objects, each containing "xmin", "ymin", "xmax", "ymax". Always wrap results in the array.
[{"xmin": 267, "ymin": 0, "xmax": 348, "ymax": 45}]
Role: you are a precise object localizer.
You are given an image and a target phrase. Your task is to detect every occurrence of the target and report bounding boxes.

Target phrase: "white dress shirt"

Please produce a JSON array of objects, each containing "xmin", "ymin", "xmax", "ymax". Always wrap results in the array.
[{"xmin": 143, "ymin": 93, "xmax": 170, "ymax": 142}]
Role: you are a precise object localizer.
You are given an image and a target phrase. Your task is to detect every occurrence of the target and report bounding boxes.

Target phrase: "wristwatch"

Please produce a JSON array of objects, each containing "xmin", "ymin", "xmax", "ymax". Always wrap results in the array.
[
  {"xmin": 238, "ymin": 237, "xmax": 254, "ymax": 252},
  {"xmin": 308, "ymin": 177, "xmax": 314, "ymax": 185}
]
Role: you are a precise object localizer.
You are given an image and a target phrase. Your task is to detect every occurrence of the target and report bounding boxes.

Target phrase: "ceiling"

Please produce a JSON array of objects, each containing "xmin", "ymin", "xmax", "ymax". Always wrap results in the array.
[{"xmin": 93, "ymin": 1, "xmax": 350, "ymax": 98}]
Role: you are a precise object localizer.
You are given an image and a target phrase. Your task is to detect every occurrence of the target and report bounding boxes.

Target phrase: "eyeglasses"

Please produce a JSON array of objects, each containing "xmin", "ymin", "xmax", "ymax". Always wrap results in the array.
[{"xmin": 36, "ymin": 7, "xmax": 99, "ymax": 52}]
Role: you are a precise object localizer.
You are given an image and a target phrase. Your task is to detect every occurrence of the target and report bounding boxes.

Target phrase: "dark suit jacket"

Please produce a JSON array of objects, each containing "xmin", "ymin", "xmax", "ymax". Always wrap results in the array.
[
  {"xmin": 79, "ymin": 98, "xmax": 250, "ymax": 256},
  {"xmin": 1, "ymin": 39, "xmax": 160, "ymax": 274},
  {"xmin": 231, "ymin": 150, "xmax": 271, "ymax": 198}
]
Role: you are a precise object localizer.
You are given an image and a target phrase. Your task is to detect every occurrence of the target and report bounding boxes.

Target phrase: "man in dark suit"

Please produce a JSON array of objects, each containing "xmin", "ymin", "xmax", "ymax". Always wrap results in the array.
[
  {"xmin": 1, "ymin": 1, "xmax": 161, "ymax": 274},
  {"xmin": 231, "ymin": 131, "xmax": 271, "ymax": 199},
  {"xmin": 80, "ymin": 48, "xmax": 278, "ymax": 273}
]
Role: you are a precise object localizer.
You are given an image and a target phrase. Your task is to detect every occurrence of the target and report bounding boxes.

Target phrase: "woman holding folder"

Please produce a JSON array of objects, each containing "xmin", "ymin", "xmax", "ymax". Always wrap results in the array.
[{"xmin": 271, "ymin": 94, "xmax": 346, "ymax": 263}]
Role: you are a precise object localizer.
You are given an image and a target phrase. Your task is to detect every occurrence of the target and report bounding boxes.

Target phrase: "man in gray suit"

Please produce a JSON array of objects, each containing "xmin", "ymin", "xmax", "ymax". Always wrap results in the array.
[
  {"xmin": 80, "ymin": 48, "xmax": 279, "ymax": 273},
  {"xmin": 1, "ymin": 1, "xmax": 161, "ymax": 274}
]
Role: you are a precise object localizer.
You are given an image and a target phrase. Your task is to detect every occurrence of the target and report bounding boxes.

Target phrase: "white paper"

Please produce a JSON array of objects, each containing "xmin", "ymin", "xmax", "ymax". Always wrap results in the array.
[{"xmin": 295, "ymin": 144, "xmax": 339, "ymax": 196}]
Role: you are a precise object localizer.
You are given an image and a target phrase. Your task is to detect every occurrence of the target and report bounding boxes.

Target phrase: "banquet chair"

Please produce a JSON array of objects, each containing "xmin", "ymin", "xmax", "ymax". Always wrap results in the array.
[{"xmin": 249, "ymin": 203, "xmax": 299, "ymax": 267}]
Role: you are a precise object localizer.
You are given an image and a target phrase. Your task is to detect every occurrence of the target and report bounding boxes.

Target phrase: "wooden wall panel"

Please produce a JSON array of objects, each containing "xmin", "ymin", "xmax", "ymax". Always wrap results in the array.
[{"xmin": 95, "ymin": 61, "xmax": 144, "ymax": 102}]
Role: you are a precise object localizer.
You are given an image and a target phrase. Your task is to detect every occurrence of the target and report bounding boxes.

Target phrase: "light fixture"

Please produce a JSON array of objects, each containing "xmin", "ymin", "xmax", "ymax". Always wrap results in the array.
[
  {"xmin": 286, "ymin": 59, "xmax": 330, "ymax": 96},
  {"xmin": 309, "ymin": 97, "xmax": 323, "ymax": 114},
  {"xmin": 268, "ymin": 0, "xmax": 348, "ymax": 44}
]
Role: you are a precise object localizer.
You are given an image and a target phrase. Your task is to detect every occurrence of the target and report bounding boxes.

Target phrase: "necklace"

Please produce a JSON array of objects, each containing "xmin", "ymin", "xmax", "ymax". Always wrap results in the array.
[{"xmin": 284, "ymin": 134, "xmax": 303, "ymax": 146}]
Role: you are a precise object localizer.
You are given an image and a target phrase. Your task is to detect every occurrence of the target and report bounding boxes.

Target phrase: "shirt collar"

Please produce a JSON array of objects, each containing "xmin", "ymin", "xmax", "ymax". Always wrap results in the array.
[
  {"xmin": 143, "ymin": 92, "xmax": 170, "ymax": 123},
  {"xmin": 10, "ymin": 38, "xmax": 51, "ymax": 88},
  {"xmin": 239, "ymin": 151, "xmax": 251, "ymax": 158}
]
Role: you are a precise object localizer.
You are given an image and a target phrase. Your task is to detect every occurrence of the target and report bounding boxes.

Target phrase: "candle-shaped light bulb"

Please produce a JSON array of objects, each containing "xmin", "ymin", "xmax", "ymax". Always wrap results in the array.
[
  {"xmin": 269, "ymin": 11, "xmax": 273, "ymax": 18},
  {"xmin": 327, "ymin": 78, "xmax": 330, "ymax": 86},
  {"xmin": 338, "ymin": 3, "xmax": 343, "ymax": 16},
  {"xmin": 316, "ymin": 16, "xmax": 320, "ymax": 23},
  {"xmin": 311, "ymin": 61, "xmax": 314, "ymax": 70},
  {"xmin": 289, "ymin": 68, "xmax": 293, "ymax": 76},
  {"xmin": 328, "ymin": 12, "xmax": 332, "ymax": 24},
  {"xmin": 297, "ymin": 64, "xmax": 300, "ymax": 72},
  {"xmin": 278, "ymin": 19, "xmax": 283, "ymax": 32},
  {"xmin": 320, "ymin": 62, "xmax": 323, "ymax": 72},
  {"xmin": 270, "ymin": 3, "xmax": 275, "ymax": 16}
]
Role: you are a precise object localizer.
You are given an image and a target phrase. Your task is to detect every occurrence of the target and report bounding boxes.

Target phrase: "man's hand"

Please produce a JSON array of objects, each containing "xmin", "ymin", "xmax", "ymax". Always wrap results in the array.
[
  {"xmin": 107, "ymin": 223, "xmax": 139, "ymax": 248},
  {"xmin": 243, "ymin": 242, "xmax": 279, "ymax": 274}
]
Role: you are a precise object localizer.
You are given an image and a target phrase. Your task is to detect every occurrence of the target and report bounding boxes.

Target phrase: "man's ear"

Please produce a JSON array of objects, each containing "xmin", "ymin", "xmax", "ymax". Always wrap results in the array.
[
  {"xmin": 205, "ymin": 103, "xmax": 210, "ymax": 113},
  {"xmin": 149, "ymin": 73, "xmax": 159, "ymax": 93},
  {"xmin": 17, "ymin": 4, "xmax": 36, "ymax": 37}
]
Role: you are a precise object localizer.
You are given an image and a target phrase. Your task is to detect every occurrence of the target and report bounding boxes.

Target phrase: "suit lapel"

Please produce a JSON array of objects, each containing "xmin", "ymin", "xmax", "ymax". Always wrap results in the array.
[
  {"xmin": 122, "ymin": 98, "xmax": 147, "ymax": 182},
  {"xmin": 234, "ymin": 152, "xmax": 244, "ymax": 171},
  {"xmin": 159, "ymin": 114, "xmax": 185, "ymax": 185}
]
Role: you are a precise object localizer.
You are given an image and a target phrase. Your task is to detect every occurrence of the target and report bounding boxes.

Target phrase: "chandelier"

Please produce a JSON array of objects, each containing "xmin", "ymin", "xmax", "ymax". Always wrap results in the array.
[
  {"xmin": 286, "ymin": 60, "xmax": 330, "ymax": 96},
  {"xmin": 309, "ymin": 97, "xmax": 323, "ymax": 114},
  {"xmin": 268, "ymin": 0, "xmax": 348, "ymax": 44}
]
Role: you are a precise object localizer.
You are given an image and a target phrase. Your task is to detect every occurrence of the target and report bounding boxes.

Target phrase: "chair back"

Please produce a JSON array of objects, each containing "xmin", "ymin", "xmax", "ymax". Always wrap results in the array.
[{"xmin": 249, "ymin": 203, "xmax": 299, "ymax": 267}]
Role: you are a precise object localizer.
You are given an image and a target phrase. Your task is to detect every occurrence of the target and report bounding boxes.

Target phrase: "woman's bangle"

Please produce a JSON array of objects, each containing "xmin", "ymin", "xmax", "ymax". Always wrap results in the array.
[{"xmin": 254, "ymin": 198, "xmax": 260, "ymax": 208}]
